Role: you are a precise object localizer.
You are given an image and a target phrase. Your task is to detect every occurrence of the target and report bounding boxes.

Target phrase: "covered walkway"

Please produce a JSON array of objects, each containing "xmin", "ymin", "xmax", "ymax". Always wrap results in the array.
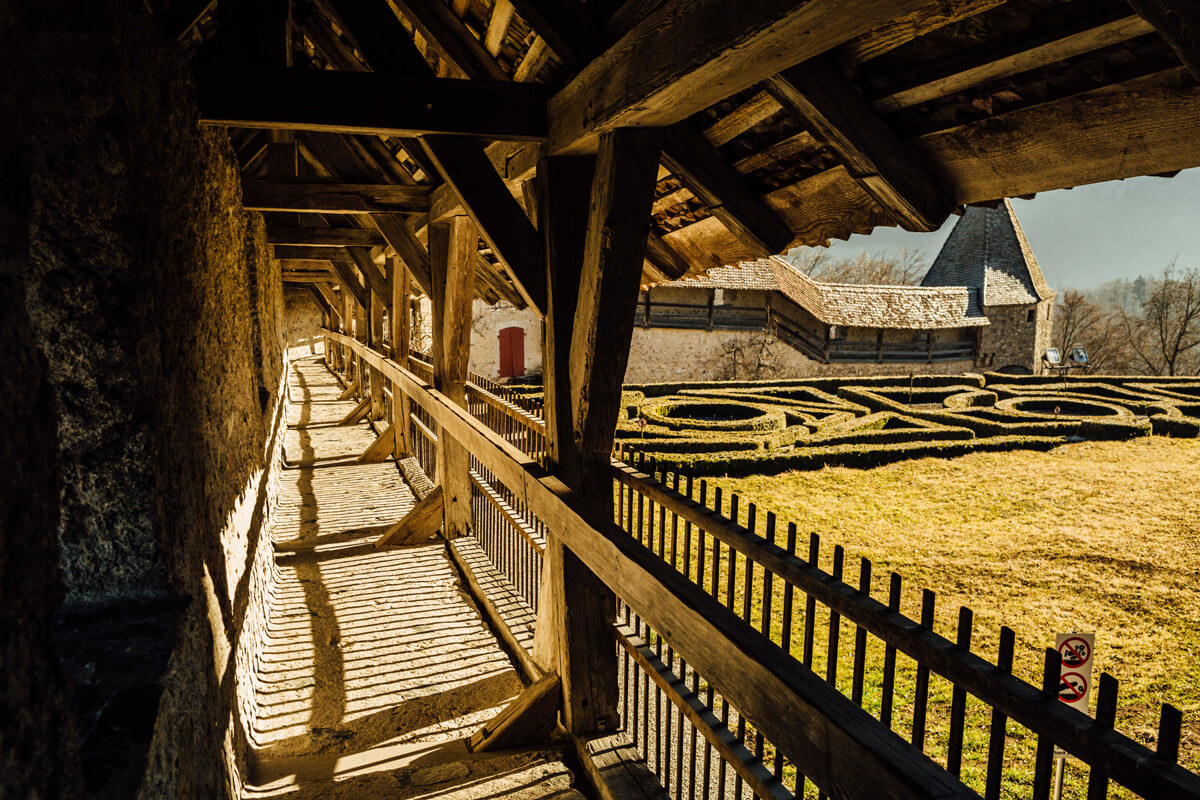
[{"xmin": 244, "ymin": 356, "xmax": 583, "ymax": 799}]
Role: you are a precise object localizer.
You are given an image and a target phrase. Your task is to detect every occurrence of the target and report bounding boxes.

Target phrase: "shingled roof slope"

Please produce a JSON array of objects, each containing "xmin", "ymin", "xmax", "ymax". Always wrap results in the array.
[
  {"xmin": 921, "ymin": 201, "xmax": 1055, "ymax": 305},
  {"xmin": 663, "ymin": 257, "xmax": 989, "ymax": 330}
]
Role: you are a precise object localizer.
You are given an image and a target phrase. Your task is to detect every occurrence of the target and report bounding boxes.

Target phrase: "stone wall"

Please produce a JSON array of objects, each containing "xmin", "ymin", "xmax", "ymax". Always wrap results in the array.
[
  {"xmin": 285, "ymin": 286, "xmax": 326, "ymax": 361},
  {"xmin": 979, "ymin": 300, "xmax": 1054, "ymax": 374},
  {"xmin": 469, "ymin": 299, "xmax": 542, "ymax": 380},
  {"xmin": 5, "ymin": 4, "xmax": 287, "ymax": 798},
  {"xmin": 624, "ymin": 327, "xmax": 976, "ymax": 383}
]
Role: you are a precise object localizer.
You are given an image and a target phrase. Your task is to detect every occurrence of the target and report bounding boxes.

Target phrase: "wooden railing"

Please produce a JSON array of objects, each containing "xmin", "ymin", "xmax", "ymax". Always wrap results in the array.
[
  {"xmin": 323, "ymin": 330, "xmax": 1198, "ymax": 800},
  {"xmin": 631, "ymin": 299, "xmax": 978, "ymax": 365}
]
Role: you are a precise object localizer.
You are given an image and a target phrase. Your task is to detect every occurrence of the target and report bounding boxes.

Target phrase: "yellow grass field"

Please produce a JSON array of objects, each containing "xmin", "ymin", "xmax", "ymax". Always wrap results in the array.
[{"xmin": 708, "ymin": 437, "xmax": 1200, "ymax": 796}]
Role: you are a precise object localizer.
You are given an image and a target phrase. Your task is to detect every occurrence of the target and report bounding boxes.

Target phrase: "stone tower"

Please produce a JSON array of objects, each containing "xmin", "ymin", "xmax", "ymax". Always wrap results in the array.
[{"xmin": 922, "ymin": 201, "xmax": 1056, "ymax": 374}]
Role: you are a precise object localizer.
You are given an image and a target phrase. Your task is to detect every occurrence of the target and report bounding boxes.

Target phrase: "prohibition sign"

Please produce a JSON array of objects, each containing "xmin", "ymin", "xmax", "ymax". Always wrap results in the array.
[
  {"xmin": 1058, "ymin": 636, "xmax": 1091, "ymax": 668},
  {"xmin": 1059, "ymin": 672, "xmax": 1088, "ymax": 704}
]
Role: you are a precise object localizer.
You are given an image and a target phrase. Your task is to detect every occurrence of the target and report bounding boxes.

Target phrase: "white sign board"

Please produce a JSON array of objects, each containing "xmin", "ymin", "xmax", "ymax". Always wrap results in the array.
[{"xmin": 1053, "ymin": 632, "xmax": 1095, "ymax": 760}]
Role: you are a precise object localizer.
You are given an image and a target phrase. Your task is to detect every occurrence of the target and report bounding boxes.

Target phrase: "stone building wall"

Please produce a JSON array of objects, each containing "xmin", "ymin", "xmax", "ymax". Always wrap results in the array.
[
  {"xmin": 469, "ymin": 299, "xmax": 542, "ymax": 380},
  {"xmin": 979, "ymin": 300, "xmax": 1054, "ymax": 374},
  {"xmin": 285, "ymin": 287, "xmax": 326, "ymax": 361},
  {"xmin": 6, "ymin": 5, "xmax": 288, "ymax": 798},
  {"xmin": 624, "ymin": 327, "xmax": 976, "ymax": 383}
]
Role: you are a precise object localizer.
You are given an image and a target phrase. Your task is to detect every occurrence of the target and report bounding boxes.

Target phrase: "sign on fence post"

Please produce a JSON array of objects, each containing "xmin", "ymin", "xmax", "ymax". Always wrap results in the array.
[{"xmin": 1053, "ymin": 632, "xmax": 1096, "ymax": 798}]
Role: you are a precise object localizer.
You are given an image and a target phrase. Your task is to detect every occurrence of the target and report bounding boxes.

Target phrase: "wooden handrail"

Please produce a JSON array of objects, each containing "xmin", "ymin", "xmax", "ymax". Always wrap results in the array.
[
  {"xmin": 325, "ymin": 330, "xmax": 976, "ymax": 800},
  {"xmin": 610, "ymin": 461, "xmax": 1200, "ymax": 800}
]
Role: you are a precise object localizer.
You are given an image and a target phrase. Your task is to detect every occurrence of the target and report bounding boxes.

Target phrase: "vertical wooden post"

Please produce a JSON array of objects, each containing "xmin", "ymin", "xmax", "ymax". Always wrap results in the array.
[
  {"xmin": 429, "ymin": 217, "xmax": 477, "ymax": 539},
  {"xmin": 368, "ymin": 274, "xmax": 386, "ymax": 421},
  {"xmin": 533, "ymin": 127, "xmax": 663, "ymax": 735},
  {"xmin": 390, "ymin": 254, "xmax": 414, "ymax": 458}
]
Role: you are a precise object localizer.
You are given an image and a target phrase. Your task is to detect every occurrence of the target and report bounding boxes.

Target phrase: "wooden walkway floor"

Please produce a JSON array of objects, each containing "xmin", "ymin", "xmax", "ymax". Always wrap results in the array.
[{"xmin": 244, "ymin": 356, "xmax": 583, "ymax": 799}]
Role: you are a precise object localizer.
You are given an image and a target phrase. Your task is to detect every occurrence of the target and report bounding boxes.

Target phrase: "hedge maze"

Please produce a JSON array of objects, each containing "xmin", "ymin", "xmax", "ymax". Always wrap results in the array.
[{"xmin": 603, "ymin": 374, "xmax": 1200, "ymax": 476}]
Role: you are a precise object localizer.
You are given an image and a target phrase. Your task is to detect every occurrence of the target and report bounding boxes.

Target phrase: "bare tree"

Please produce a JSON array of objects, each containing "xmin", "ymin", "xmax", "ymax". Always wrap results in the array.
[
  {"xmin": 1054, "ymin": 289, "xmax": 1127, "ymax": 373},
  {"xmin": 788, "ymin": 248, "xmax": 929, "ymax": 286},
  {"xmin": 1120, "ymin": 264, "xmax": 1200, "ymax": 376},
  {"xmin": 718, "ymin": 333, "xmax": 780, "ymax": 380}
]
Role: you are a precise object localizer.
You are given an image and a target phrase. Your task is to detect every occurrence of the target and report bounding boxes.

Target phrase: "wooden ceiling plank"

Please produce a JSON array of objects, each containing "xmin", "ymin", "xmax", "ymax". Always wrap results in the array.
[
  {"xmin": 731, "ymin": 131, "xmax": 818, "ymax": 174},
  {"xmin": 513, "ymin": 35, "xmax": 550, "ymax": 81},
  {"xmin": 268, "ymin": 226, "xmax": 387, "ymax": 246},
  {"xmin": 241, "ymin": 178, "xmax": 431, "ymax": 214},
  {"xmin": 197, "ymin": 67, "xmax": 549, "ymax": 141},
  {"xmin": 764, "ymin": 56, "xmax": 952, "ymax": 232},
  {"xmin": 546, "ymin": 0, "xmax": 930, "ymax": 155},
  {"xmin": 507, "ymin": 0, "xmax": 607, "ymax": 66},
  {"xmin": 420, "ymin": 135, "xmax": 547, "ymax": 314},
  {"xmin": 389, "ymin": 0, "xmax": 510, "ymax": 80},
  {"xmin": 661, "ymin": 123, "xmax": 794, "ymax": 254},
  {"xmin": 644, "ymin": 231, "xmax": 690, "ymax": 281}
]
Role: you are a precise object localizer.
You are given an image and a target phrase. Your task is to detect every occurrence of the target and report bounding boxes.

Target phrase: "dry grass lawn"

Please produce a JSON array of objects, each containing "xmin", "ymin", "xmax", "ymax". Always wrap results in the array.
[{"xmin": 709, "ymin": 436, "xmax": 1200, "ymax": 796}]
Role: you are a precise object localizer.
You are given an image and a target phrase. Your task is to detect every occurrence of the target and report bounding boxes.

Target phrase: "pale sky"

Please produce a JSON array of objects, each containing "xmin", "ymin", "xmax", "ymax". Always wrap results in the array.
[{"xmin": 790, "ymin": 167, "xmax": 1200, "ymax": 291}]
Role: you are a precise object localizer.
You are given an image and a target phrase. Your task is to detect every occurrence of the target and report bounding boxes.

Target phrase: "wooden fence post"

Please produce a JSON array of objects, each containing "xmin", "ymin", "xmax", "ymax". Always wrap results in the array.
[
  {"xmin": 533, "ymin": 128, "xmax": 664, "ymax": 735},
  {"xmin": 390, "ymin": 253, "xmax": 414, "ymax": 458},
  {"xmin": 429, "ymin": 216, "xmax": 477, "ymax": 539}
]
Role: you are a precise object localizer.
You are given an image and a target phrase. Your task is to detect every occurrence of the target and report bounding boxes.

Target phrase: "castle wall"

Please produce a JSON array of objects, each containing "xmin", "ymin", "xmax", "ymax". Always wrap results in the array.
[
  {"xmin": 6, "ymin": 6, "xmax": 288, "ymax": 797},
  {"xmin": 979, "ymin": 300, "xmax": 1054, "ymax": 374},
  {"xmin": 624, "ymin": 327, "xmax": 977, "ymax": 383},
  {"xmin": 468, "ymin": 299, "xmax": 542, "ymax": 380}
]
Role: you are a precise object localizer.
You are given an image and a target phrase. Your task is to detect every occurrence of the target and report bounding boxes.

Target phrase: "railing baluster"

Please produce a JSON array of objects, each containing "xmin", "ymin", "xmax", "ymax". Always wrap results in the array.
[
  {"xmin": 852, "ymin": 558, "xmax": 871, "ymax": 706},
  {"xmin": 880, "ymin": 572, "xmax": 901, "ymax": 728},
  {"xmin": 1032, "ymin": 648, "xmax": 1064, "ymax": 800},
  {"xmin": 947, "ymin": 606, "xmax": 974, "ymax": 776},
  {"xmin": 826, "ymin": 546, "xmax": 844, "ymax": 688},
  {"xmin": 984, "ymin": 626, "xmax": 1015, "ymax": 800},
  {"xmin": 912, "ymin": 589, "xmax": 936, "ymax": 751},
  {"xmin": 1158, "ymin": 703, "xmax": 1183, "ymax": 765},
  {"xmin": 1087, "ymin": 674, "xmax": 1119, "ymax": 800}
]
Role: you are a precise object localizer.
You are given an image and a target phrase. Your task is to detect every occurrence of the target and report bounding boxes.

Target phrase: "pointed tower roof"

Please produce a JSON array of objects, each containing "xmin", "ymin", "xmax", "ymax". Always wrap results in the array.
[{"xmin": 921, "ymin": 200, "xmax": 1054, "ymax": 305}]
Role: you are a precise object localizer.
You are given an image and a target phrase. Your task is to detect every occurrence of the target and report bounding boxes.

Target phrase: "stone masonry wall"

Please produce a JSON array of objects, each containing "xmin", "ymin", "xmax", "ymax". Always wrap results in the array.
[
  {"xmin": 10, "ymin": 3, "xmax": 287, "ymax": 797},
  {"xmin": 979, "ymin": 301, "xmax": 1054, "ymax": 374},
  {"xmin": 285, "ymin": 286, "xmax": 326, "ymax": 361},
  {"xmin": 624, "ymin": 327, "xmax": 975, "ymax": 383}
]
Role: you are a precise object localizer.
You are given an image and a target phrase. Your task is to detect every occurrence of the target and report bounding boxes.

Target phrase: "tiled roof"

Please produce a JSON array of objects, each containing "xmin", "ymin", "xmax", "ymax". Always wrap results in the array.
[
  {"xmin": 921, "ymin": 201, "xmax": 1055, "ymax": 305},
  {"xmin": 664, "ymin": 257, "xmax": 990, "ymax": 330}
]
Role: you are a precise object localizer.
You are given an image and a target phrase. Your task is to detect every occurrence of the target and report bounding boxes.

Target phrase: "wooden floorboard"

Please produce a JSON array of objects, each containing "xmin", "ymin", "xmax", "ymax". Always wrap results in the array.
[{"xmin": 244, "ymin": 356, "xmax": 586, "ymax": 800}]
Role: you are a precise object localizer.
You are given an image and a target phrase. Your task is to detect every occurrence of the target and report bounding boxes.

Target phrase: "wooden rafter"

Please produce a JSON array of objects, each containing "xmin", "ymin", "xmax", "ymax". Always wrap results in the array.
[
  {"xmin": 495, "ymin": 0, "xmax": 792, "ymax": 258},
  {"xmin": 871, "ymin": 12, "xmax": 1157, "ymax": 112},
  {"xmin": 347, "ymin": 246, "xmax": 391, "ymax": 301},
  {"xmin": 197, "ymin": 67, "xmax": 549, "ymax": 140},
  {"xmin": 834, "ymin": 0, "xmax": 1008, "ymax": 68},
  {"xmin": 390, "ymin": 0, "xmax": 509, "ymax": 81},
  {"xmin": 420, "ymin": 136, "xmax": 546, "ymax": 314},
  {"xmin": 483, "ymin": 0, "xmax": 515, "ymax": 57},
  {"xmin": 546, "ymin": 0, "xmax": 930, "ymax": 154},
  {"xmin": 267, "ymin": 226, "xmax": 386, "ymax": 247},
  {"xmin": 661, "ymin": 123, "xmax": 793, "ymax": 254},
  {"xmin": 764, "ymin": 56, "xmax": 952, "ymax": 232},
  {"xmin": 242, "ymin": 178, "xmax": 431, "ymax": 214},
  {"xmin": 1126, "ymin": 0, "xmax": 1200, "ymax": 80},
  {"xmin": 330, "ymin": 259, "xmax": 369, "ymax": 308}
]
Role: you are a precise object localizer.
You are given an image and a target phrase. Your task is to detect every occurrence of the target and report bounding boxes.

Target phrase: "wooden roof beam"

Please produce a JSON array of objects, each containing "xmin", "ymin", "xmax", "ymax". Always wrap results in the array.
[
  {"xmin": 872, "ymin": 12, "xmax": 1157, "ymax": 112},
  {"xmin": 197, "ymin": 67, "xmax": 549, "ymax": 141},
  {"xmin": 507, "ymin": 0, "xmax": 791, "ymax": 256},
  {"xmin": 267, "ymin": 226, "xmax": 387, "ymax": 247},
  {"xmin": 764, "ymin": 56, "xmax": 952, "ymax": 232},
  {"xmin": 1126, "ymin": 0, "xmax": 1200, "ymax": 81},
  {"xmin": 242, "ymin": 178, "xmax": 431, "ymax": 214},
  {"xmin": 834, "ymin": 0, "xmax": 1007, "ymax": 68},
  {"xmin": 331, "ymin": 259, "xmax": 370, "ymax": 308},
  {"xmin": 662, "ymin": 123, "xmax": 793, "ymax": 254},
  {"xmin": 420, "ymin": 136, "xmax": 547, "ymax": 314},
  {"xmin": 389, "ymin": 0, "xmax": 509, "ymax": 81},
  {"xmin": 546, "ymin": 0, "xmax": 930, "ymax": 154}
]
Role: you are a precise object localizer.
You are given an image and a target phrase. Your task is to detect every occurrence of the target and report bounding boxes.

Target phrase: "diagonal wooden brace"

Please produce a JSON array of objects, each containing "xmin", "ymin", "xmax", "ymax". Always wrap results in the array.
[
  {"xmin": 374, "ymin": 485, "xmax": 444, "ymax": 548},
  {"xmin": 338, "ymin": 396, "xmax": 371, "ymax": 426},
  {"xmin": 337, "ymin": 375, "xmax": 361, "ymax": 400},
  {"xmin": 467, "ymin": 671, "xmax": 561, "ymax": 753},
  {"xmin": 356, "ymin": 425, "xmax": 396, "ymax": 464}
]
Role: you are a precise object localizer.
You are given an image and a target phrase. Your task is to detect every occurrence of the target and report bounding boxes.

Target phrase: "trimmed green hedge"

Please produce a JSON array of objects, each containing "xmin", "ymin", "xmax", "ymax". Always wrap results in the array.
[{"xmin": 642, "ymin": 435, "xmax": 1066, "ymax": 477}]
